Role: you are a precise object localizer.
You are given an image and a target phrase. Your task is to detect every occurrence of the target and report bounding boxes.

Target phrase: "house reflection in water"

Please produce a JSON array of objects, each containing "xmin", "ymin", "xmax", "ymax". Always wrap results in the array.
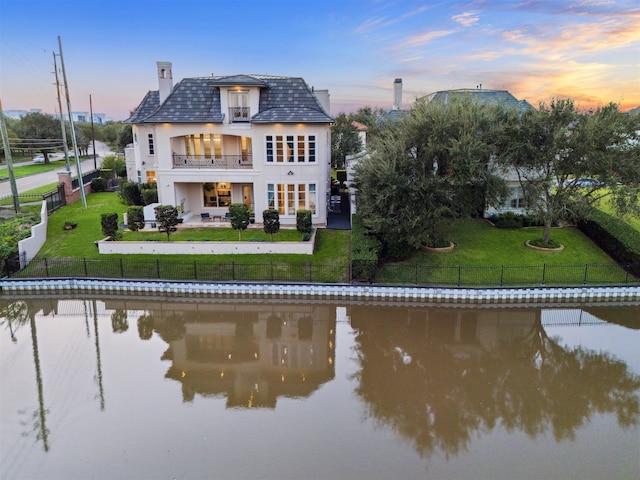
[{"xmin": 105, "ymin": 300, "xmax": 336, "ymax": 407}]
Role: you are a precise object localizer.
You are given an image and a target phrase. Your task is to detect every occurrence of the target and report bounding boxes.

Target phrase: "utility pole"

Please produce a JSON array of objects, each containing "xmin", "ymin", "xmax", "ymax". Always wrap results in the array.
[
  {"xmin": 89, "ymin": 94, "xmax": 97, "ymax": 170},
  {"xmin": 58, "ymin": 35, "xmax": 87, "ymax": 209},
  {"xmin": 53, "ymin": 51, "xmax": 71, "ymax": 173},
  {"xmin": 0, "ymin": 97, "xmax": 20, "ymax": 212}
]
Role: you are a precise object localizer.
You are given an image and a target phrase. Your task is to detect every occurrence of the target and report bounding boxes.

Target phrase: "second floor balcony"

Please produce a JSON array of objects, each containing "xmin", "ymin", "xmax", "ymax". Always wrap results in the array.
[{"xmin": 173, "ymin": 154, "xmax": 253, "ymax": 170}]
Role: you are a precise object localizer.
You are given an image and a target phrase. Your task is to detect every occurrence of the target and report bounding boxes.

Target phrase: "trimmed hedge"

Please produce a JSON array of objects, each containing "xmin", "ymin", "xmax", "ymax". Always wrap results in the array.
[
  {"xmin": 577, "ymin": 206, "xmax": 640, "ymax": 276},
  {"xmin": 91, "ymin": 177, "xmax": 107, "ymax": 192},
  {"xmin": 351, "ymin": 214, "xmax": 382, "ymax": 282}
]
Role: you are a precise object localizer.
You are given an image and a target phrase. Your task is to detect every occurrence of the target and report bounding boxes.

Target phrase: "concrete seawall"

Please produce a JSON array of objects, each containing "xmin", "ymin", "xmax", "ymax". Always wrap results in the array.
[{"xmin": 1, "ymin": 278, "xmax": 638, "ymax": 305}]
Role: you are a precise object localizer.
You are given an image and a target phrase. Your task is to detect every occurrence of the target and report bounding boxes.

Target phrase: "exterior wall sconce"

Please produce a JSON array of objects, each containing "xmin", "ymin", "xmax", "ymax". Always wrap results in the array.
[{"xmin": 287, "ymin": 171, "xmax": 294, "ymax": 176}]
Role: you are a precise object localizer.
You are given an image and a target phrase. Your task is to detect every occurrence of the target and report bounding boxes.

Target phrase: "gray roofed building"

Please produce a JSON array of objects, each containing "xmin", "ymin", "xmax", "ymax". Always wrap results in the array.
[
  {"xmin": 124, "ymin": 62, "xmax": 333, "ymax": 231},
  {"xmin": 126, "ymin": 74, "xmax": 332, "ymax": 124},
  {"xmin": 424, "ymin": 88, "xmax": 535, "ymax": 112}
]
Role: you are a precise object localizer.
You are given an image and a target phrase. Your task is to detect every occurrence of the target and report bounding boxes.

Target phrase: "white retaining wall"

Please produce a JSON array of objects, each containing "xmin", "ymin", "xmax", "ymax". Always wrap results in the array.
[
  {"xmin": 97, "ymin": 230, "xmax": 316, "ymax": 255},
  {"xmin": 18, "ymin": 201, "xmax": 48, "ymax": 268}
]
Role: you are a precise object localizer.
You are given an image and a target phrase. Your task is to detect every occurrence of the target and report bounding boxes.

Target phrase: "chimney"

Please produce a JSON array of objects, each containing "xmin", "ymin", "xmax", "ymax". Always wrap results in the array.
[
  {"xmin": 393, "ymin": 78, "xmax": 402, "ymax": 110},
  {"xmin": 314, "ymin": 89, "xmax": 330, "ymax": 115},
  {"xmin": 157, "ymin": 61, "xmax": 173, "ymax": 104}
]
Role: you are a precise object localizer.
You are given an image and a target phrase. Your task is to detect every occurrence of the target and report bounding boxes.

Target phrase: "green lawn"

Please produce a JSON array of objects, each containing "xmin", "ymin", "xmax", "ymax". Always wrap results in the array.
[
  {"xmin": 414, "ymin": 219, "xmax": 619, "ymax": 266},
  {"xmin": 376, "ymin": 219, "xmax": 632, "ymax": 286},
  {"xmin": 0, "ymin": 158, "xmax": 70, "ymax": 179},
  {"xmin": 35, "ymin": 191, "xmax": 351, "ymax": 266},
  {"xmin": 20, "ymin": 191, "xmax": 635, "ymax": 286}
]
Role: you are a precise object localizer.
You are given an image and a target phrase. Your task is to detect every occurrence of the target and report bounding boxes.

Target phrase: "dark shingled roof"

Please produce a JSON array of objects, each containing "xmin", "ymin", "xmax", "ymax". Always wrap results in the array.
[
  {"xmin": 126, "ymin": 90, "xmax": 160, "ymax": 124},
  {"xmin": 125, "ymin": 74, "xmax": 332, "ymax": 124},
  {"xmin": 425, "ymin": 89, "xmax": 535, "ymax": 112}
]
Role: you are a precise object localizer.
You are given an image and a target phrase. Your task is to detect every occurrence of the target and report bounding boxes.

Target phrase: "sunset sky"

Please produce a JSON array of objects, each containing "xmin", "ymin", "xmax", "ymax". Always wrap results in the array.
[{"xmin": 1, "ymin": 0, "xmax": 638, "ymax": 120}]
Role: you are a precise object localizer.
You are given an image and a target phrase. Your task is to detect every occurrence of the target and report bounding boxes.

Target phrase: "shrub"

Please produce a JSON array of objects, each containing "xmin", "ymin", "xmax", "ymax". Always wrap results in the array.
[
  {"xmin": 494, "ymin": 211, "xmax": 524, "ymax": 229},
  {"xmin": 101, "ymin": 155, "xmax": 126, "ymax": 177},
  {"xmin": 100, "ymin": 213, "xmax": 119, "ymax": 240},
  {"xmin": 228, "ymin": 203, "xmax": 250, "ymax": 240},
  {"xmin": 0, "ymin": 214, "xmax": 40, "ymax": 269},
  {"xmin": 351, "ymin": 215, "xmax": 382, "ymax": 282},
  {"xmin": 154, "ymin": 205, "xmax": 179, "ymax": 241},
  {"xmin": 141, "ymin": 186, "xmax": 158, "ymax": 205},
  {"xmin": 127, "ymin": 206, "xmax": 145, "ymax": 233},
  {"xmin": 296, "ymin": 210, "xmax": 312, "ymax": 240},
  {"xmin": 263, "ymin": 209, "xmax": 280, "ymax": 241},
  {"xmin": 119, "ymin": 181, "xmax": 143, "ymax": 206},
  {"xmin": 91, "ymin": 177, "xmax": 107, "ymax": 192},
  {"xmin": 577, "ymin": 206, "xmax": 640, "ymax": 276}
]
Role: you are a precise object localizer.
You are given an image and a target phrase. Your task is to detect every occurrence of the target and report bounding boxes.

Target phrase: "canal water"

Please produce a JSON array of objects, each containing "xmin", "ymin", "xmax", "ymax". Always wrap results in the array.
[{"xmin": 1, "ymin": 294, "xmax": 638, "ymax": 480}]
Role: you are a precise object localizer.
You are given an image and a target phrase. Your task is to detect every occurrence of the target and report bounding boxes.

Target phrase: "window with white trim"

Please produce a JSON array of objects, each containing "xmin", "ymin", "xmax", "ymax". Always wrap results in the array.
[
  {"xmin": 267, "ymin": 183, "xmax": 316, "ymax": 215},
  {"xmin": 509, "ymin": 187, "xmax": 526, "ymax": 209},
  {"xmin": 229, "ymin": 91, "xmax": 249, "ymax": 122},
  {"xmin": 266, "ymin": 135, "xmax": 316, "ymax": 163},
  {"xmin": 148, "ymin": 134, "xmax": 155, "ymax": 155}
]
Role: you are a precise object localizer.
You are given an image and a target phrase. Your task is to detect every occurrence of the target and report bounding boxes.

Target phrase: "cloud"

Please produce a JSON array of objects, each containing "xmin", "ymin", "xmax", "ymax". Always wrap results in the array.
[
  {"xmin": 452, "ymin": 11, "xmax": 480, "ymax": 27},
  {"xmin": 393, "ymin": 30, "xmax": 458, "ymax": 49},
  {"xmin": 353, "ymin": 5, "xmax": 432, "ymax": 34}
]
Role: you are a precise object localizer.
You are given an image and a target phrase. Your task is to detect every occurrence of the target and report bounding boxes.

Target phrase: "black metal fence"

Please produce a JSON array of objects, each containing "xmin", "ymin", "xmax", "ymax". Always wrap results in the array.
[
  {"xmin": 5, "ymin": 257, "xmax": 351, "ymax": 284},
  {"xmin": 71, "ymin": 169, "xmax": 101, "ymax": 190},
  {"xmin": 0, "ymin": 184, "xmax": 66, "ymax": 215},
  {"xmin": 375, "ymin": 262, "xmax": 638, "ymax": 287},
  {"xmin": 4, "ymin": 256, "xmax": 638, "ymax": 287}
]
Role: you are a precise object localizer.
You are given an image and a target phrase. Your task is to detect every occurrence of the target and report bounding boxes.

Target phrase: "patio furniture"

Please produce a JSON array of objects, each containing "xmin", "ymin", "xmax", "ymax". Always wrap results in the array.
[{"xmin": 201, "ymin": 213, "xmax": 212, "ymax": 222}]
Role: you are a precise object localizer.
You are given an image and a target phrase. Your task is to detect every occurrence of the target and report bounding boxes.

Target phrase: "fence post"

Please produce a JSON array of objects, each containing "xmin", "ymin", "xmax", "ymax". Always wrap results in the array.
[
  {"xmin": 271, "ymin": 261, "xmax": 273, "ymax": 282},
  {"xmin": 583, "ymin": 264, "xmax": 588, "ymax": 285},
  {"xmin": 156, "ymin": 259, "xmax": 160, "ymax": 279},
  {"xmin": 232, "ymin": 261, "xmax": 235, "ymax": 281},
  {"xmin": 193, "ymin": 261, "xmax": 197, "ymax": 280},
  {"xmin": 308, "ymin": 262, "xmax": 312, "ymax": 282},
  {"xmin": 83, "ymin": 258, "xmax": 88, "ymax": 277},
  {"xmin": 45, "ymin": 258, "xmax": 49, "ymax": 277},
  {"xmin": 457, "ymin": 265, "xmax": 461, "ymax": 287},
  {"xmin": 541, "ymin": 264, "xmax": 546, "ymax": 286},
  {"xmin": 415, "ymin": 263, "xmax": 418, "ymax": 285},
  {"xmin": 119, "ymin": 258, "xmax": 124, "ymax": 277}
]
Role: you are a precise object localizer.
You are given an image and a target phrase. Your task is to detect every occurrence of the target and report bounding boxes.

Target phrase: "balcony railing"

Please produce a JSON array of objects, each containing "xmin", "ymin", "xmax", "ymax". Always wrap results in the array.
[
  {"xmin": 229, "ymin": 107, "xmax": 250, "ymax": 123},
  {"xmin": 173, "ymin": 154, "xmax": 253, "ymax": 169}
]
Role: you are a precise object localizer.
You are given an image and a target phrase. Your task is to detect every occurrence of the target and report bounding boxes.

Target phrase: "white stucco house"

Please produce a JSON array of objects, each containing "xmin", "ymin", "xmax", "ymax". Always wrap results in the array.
[{"xmin": 125, "ymin": 62, "xmax": 333, "ymax": 226}]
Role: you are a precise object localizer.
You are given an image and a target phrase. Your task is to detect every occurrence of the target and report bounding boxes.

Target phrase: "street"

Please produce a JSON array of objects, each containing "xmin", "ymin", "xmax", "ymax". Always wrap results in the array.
[{"xmin": 0, "ymin": 141, "xmax": 114, "ymax": 196}]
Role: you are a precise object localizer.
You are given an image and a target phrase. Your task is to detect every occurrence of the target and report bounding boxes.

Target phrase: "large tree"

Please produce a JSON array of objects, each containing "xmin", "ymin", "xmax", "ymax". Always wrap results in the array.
[
  {"xmin": 354, "ymin": 96, "xmax": 507, "ymax": 258},
  {"xmin": 13, "ymin": 112, "xmax": 64, "ymax": 164},
  {"xmin": 495, "ymin": 99, "xmax": 640, "ymax": 244},
  {"xmin": 331, "ymin": 112, "xmax": 363, "ymax": 169}
]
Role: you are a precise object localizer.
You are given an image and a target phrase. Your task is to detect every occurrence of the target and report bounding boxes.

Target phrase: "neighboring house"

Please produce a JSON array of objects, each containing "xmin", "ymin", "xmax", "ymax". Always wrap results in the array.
[
  {"xmin": 424, "ymin": 88, "xmax": 535, "ymax": 218},
  {"xmin": 125, "ymin": 61, "xmax": 333, "ymax": 226},
  {"xmin": 345, "ymin": 122, "xmax": 368, "ymax": 218},
  {"xmin": 346, "ymin": 78, "xmax": 404, "ymax": 219}
]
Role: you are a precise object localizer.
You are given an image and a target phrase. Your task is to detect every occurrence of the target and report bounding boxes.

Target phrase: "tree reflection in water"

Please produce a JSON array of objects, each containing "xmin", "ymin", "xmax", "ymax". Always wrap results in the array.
[{"xmin": 349, "ymin": 306, "xmax": 640, "ymax": 459}]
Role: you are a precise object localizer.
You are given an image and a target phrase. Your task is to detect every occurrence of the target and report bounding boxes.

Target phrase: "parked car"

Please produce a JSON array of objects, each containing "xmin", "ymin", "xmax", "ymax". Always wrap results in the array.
[
  {"xmin": 574, "ymin": 177, "xmax": 604, "ymax": 188},
  {"xmin": 32, "ymin": 155, "xmax": 45, "ymax": 163}
]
